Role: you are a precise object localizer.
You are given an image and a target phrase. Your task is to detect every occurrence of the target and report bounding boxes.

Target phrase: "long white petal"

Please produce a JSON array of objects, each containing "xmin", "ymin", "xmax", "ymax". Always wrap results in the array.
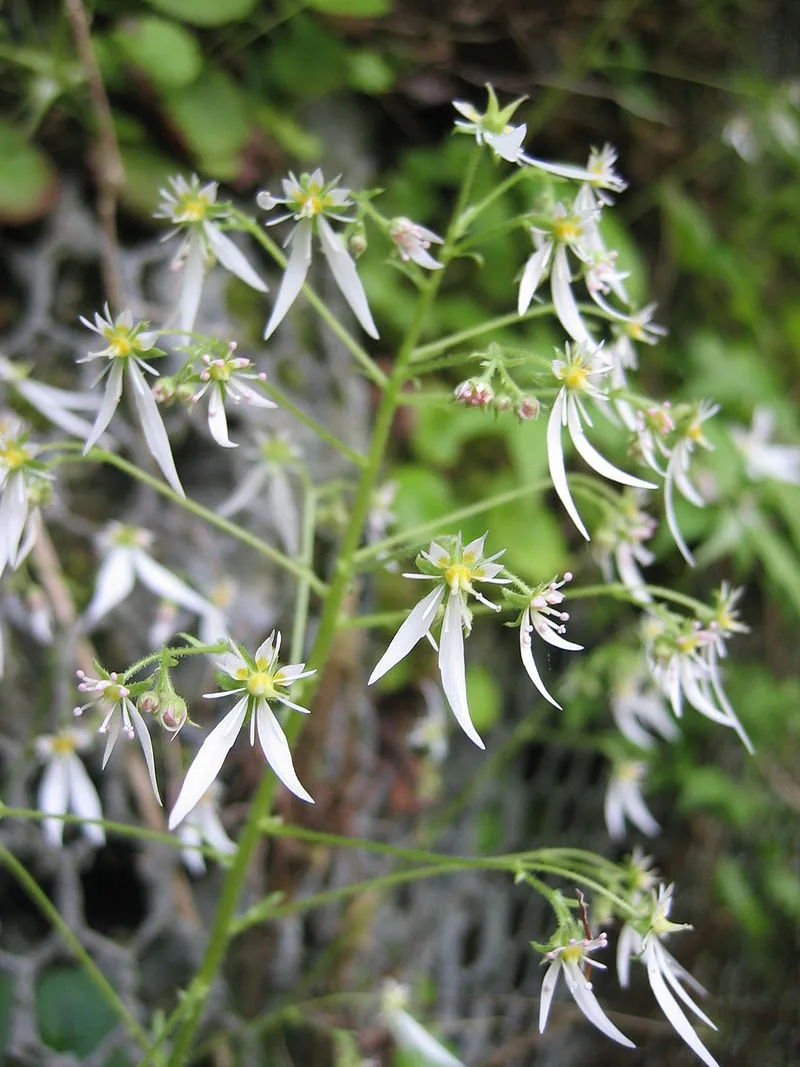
[
  {"xmin": 255, "ymin": 704, "xmax": 313, "ymax": 802},
  {"xmin": 539, "ymin": 960, "xmax": 560, "ymax": 1032},
  {"xmin": 268, "ymin": 471, "xmax": 299, "ymax": 555},
  {"xmin": 535, "ymin": 621, "xmax": 584, "ymax": 653},
  {"xmin": 622, "ymin": 782, "xmax": 661, "ymax": 837},
  {"xmin": 217, "ymin": 465, "xmax": 266, "ymax": 518},
  {"xmin": 38, "ymin": 760, "xmax": 69, "ymax": 847},
  {"xmin": 552, "ymin": 244, "xmax": 590, "ymax": 344},
  {"xmin": 134, "ymin": 550, "xmax": 214, "ymax": 617},
  {"xmin": 567, "ymin": 399, "xmax": 656, "ymax": 490},
  {"xmin": 518, "ymin": 243, "xmax": 552, "ymax": 315},
  {"xmin": 664, "ymin": 470, "xmax": 696, "ymax": 567},
  {"xmin": 318, "ymin": 217, "xmax": 379, "ymax": 339},
  {"xmin": 264, "ymin": 221, "xmax": 312, "ymax": 339},
  {"xmin": 645, "ymin": 943, "xmax": 719, "ymax": 1067},
  {"xmin": 616, "ymin": 925, "xmax": 643, "ymax": 989},
  {"xmin": 83, "ymin": 361, "xmax": 124, "ymax": 454},
  {"xmin": 0, "ymin": 472, "xmax": 29, "ymax": 570},
  {"xmin": 20, "ymin": 380, "xmax": 98, "ymax": 438},
  {"xmin": 101, "ymin": 716, "xmax": 121, "ymax": 770},
  {"xmin": 130, "ymin": 704, "xmax": 161, "ymax": 805},
  {"xmin": 84, "ymin": 546, "xmax": 137, "ymax": 629},
  {"xmin": 386, "ymin": 1009, "xmax": 464, "ymax": 1067},
  {"xmin": 178, "ymin": 230, "xmax": 206, "ymax": 339},
  {"xmin": 523, "ymin": 156, "xmax": 598, "ymax": 182},
  {"xmin": 168, "ymin": 698, "xmax": 248, "ymax": 829},
  {"xmin": 200, "ymin": 804, "xmax": 236, "ymax": 856},
  {"xmin": 369, "ymin": 585, "xmax": 445, "ymax": 684},
  {"xmin": 548, "ymin": 392, "xmax": 590, "ymax": 540},
  {"xmin": 486, "ymin": 125, "xmax": 526, "ymax": 162},
  {"xmin": 563, "ymin": 960, "xmax": 636, "ymax": 1048},
  {"xmin": 67, "ymin": 754, "xmax": 105, "ymax": 846},
  {"xmin": 203, "ymin": 222, "xmax": 267, "ymax": 292},
  {"xmin": 207, "ymin": 384, "xmax": 235, "ymax": 448},
  {"xmin": 604, "ymin": 783, "xmax": 626, "ymax": 840},
  {"xmin": 127, "ymin": 362, "xmax": 184, "ymax": 497},
  {"xmin": 520, "ymin": 612, "xmax": 561, "ymax": 710},
  {"xmin": 659, "ymin": 951, "xmax": 716, "ymax": 1030},
  {"xmin": 439, "ymin": 592, "xmax": 483, "ymax": 749},
  {"xmin": 179, "ymin": 825, "xmax": 207, "ymax": 876}
]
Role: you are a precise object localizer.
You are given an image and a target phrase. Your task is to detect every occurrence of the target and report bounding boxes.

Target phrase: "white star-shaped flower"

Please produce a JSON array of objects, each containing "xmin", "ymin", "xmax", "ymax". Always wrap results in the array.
[{"xmin": 36, "ymin": 728, "xmax": 105, "ymax": 848}]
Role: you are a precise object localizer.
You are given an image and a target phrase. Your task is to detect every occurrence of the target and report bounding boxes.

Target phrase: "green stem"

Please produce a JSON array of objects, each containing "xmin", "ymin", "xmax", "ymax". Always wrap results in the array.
[
  {"xmin": 233, "ymin": 212, "xmax": 387, "ymax": 388},
  {"xmin": 70, "ymin": 448, "xmax": 327, "ymax": 595},
  {"xmin": 165, "ymin": 146, "xmax": 486, "ymax": 1067},
  {"xmin": 409, "ymin": 304, "xmax": 554, "ymax": 363},
  {"xmin": 290, "ymin": 477, "xmax": 316, "ymax": 664},
  {"xmin": 354, "ymin": 479, "xmax": 551, "ymax": 564},
  {"xmin": 123, "ymin": 640, "xmax": 228, "ymax": 682},
  {"xmin": 0, "ymin": 842, "xmax": 151, "ymax": 1052},
  {"xmin": 258, "ymin": 378, "xmax": 366, "ymax": 467},
  {"xmin": 567, "ymin": 582, "xmax": 707, "ymax": 615}
]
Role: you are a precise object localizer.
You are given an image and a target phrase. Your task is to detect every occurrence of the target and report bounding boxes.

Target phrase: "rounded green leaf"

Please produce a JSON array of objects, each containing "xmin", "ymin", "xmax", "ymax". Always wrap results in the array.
[
  {"xmin": 36, "ymin": 967, "xmax": 117, "ymax": 1055},
  {"xmin": 307, "ymin": 0, "xmax": 391, "ymax": 14},
  {"xmin": 112, "ymin": 17, "xmax": 202, "ymax": 88},
  {"xmin": 0, "ymin": 121, "xmax": 58, "ymax": 223},
  {"xmin": 142, "ymin": 0, "xmax": 256, "ymax": 26},
  {"xmin": 161, "ymin": 68, "xmax": 250, "ymax": 180}
]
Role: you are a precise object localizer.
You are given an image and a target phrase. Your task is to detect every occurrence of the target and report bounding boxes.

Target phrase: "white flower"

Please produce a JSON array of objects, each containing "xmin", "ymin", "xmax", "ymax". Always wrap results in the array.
[
  {"xmin": 380, "ymin": 979, "xmax": 464, "ymax": 1067},
  {"xmin": 619, "ymin": 885, "xmax": 720, "ymax": 1067},
  {"xmin": 595, "ymin": 494, "xmax": 657, "ymax": 603},
  {"xmin": 36, "ymin": 728, "xmax": 105, "ymax": 848},
  {"xmin": 217, "ymin": 431, "xmax": 302, "ymax": 554},
  {"xmin": 604, "ymin": 760, "xmax": 660, "ymax": 840},
  {"xmin": 366, "ymin": 480, "xmax": 397, "ymax": 548},
  {"xmin": 156, "ymin": 174, "xmax": 267, "ymax": 341},
  {"xmin": 368, "ymin": 533, "xmax": 509, "ymax": 749},
  {"xmin": 0, "ymin": 416, "xmax": 51, "ymax": 578},
  {"xmin": 389, "ymin": 217, "xmax": 444, "ymax": 270},
  {"xmin": 258, "ymin": 169, "xmax": 378, "ymax": 339},
  {"xmin": 730, "ymin": 406, "xmax": 800, "ymax": 485},
  {"xmin": 663, "ymin": 401, "xmax": 718, "ymax": 567},
  {"xmin": 176, "ymin": 781, "xmax": 236, "ymax": 875},
  {"xmin": 191, "ymin": 343, "xmax": 276, "ymax": 449},
  {"xmin": 0, "ymin": 356, "xmax": 101, "ymax": 439},
  {"xmin": 642, "ymin": 594, "xmax": 753, "ymax": 753},
  {"xmin": 517, "ymin": 200, "xmax": 602, "ymax": 345},
  {"xmin": 78, "ymin": 306, "xmax": 183, "ymax": 497},
  {"xmin": 83, "ymin": 522, "xmax": 216, "ymax": 633},
  {"xmin": 168, "ymin": 631, "xmax": 314, "ymax": 829},
  {"xmin": 610, "ymin": 670, "xmax": 679, "ymax": 750},
  {"xmin": 408, "ymin": 680, "xmax": 449, "ymax": 765},
  {"xmin": 452, "ymin": 85, "xmax": 529, "ymax": 163},
  {"xmin": 518, "ymin": 572, "xmax": 582, "ymax": 709},
  {"xmin": 73, "ymin": 669, "xmax": 161, "ymax": 803},
  {"xmin": 539, "ymin": 934, "xmax": 635, "ymax": 1048},
  {"xmin": 547, "ymin": 342, "xmax": 656, "ymax": 540},
  {"xmin": 522, "ymin": 142, "xmax": 628, "ymax": 200}
]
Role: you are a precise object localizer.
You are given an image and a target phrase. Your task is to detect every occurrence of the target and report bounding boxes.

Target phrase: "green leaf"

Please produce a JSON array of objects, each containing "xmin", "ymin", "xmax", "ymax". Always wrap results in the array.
[
  {"xmin": 268, "ymin": 16, "xmax": 348, "ymax": 101},
  {"xmin": 119, "ymin": 145, "xmax": 178, "ymax": 218},
  {"xmin": 347, "ymin": 50, "xmax": 395, "ymax": 94},
  {"xmin": 36, "ymin": 967, "xmax": 118, "ymax": 1055},
  {"xmin": 393, "ymin": 465, "xmax": 456, "ymax": 533},
  {"xmin": 111, "ymin": 17, "xmax": 202, "ymax": 88},
  {"xmin": 715, "ymin": 858, "xmax": 770, "ymax": 940},
  {"xmin": 465, "ymin": 663, "xmax": 501, "ymax": 733},
  {"xmin": 161, "ymin": 68, "xmax": 251, "ymax": 180},
  {"xmin": 307, "ymin": 0, "xmax": 392, "ymax": 15},
  {"xmin": 142, "ymin": 0, "xmax": 256, "ymax": 26},
  {"xmin": 0, "ymin": 121, "xmax": 58, "ymax": 223}
]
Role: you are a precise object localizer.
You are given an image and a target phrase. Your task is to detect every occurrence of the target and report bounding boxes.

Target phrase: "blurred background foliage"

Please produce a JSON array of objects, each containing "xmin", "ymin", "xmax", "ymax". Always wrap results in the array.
[{"xmin": 1, "ymin": 0, "xmax": 800, "ymax": 1062}]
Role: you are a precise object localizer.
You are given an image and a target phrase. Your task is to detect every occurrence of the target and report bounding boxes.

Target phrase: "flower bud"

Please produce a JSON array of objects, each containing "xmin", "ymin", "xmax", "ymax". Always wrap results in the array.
[
  {"xmin": 454, "ymin": 379, "xmax": 494, "ymax": 408},
  {"xmin": 349, "ymin": 228, "xmax": 368, "ymax": 258},
  {"xmin": 516, "ymin": 395, "xmax": 540, "ymax": 421}
]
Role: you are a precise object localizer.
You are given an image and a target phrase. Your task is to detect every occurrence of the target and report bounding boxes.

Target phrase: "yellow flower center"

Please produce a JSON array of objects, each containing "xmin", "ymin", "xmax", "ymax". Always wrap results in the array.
[
  {"xmin": 209, "ymin": 362, "xmax": 231, "ymax": 382},
  {"xmin": 444, "ymin": 564, "xmax": 472, "ymax": 590},
  {"xmin": 0, "ymin": 443, "xmax": 29, "ymax": 469},
  {"xmin": 553, "ymin": 218, "xmax": 580, "ymax": 243},
  {"xmin": 246, "ymin": 671, "xmax": 275, "ymax": 698},
  {"xmin": 103, "ymin": 327, "xmax": 133, "ymax": 358},
  {"xmin": 105, "ymin": 684, "xmax": 125, "ymax": 703},
  {"xmin": 686, "ymin": 421, "xmax": 702, "ymax": 442},
  {"xmin": 565, "ymin": 366, "xmax": 587, "ymax": 390},
  {"xmin": 560, "ymin": 944, "xmax": 583, "ymax": 965},
  {"xmin": 627, "ymin": 322, "xmax": 644, "ymax": 341},
  {"xmin": 179, "ymin": 195, "xmax": 209, "ymax": 222},
  {"xmin": 51, "ymin": 736, "xmax": 77, "ymax": 755}
]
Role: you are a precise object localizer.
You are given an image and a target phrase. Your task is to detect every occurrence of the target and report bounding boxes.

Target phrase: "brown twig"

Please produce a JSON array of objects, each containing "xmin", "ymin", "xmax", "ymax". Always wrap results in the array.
[{"xmin": 64, "ymin": 0, "xmax": 126, "ymax": 310}]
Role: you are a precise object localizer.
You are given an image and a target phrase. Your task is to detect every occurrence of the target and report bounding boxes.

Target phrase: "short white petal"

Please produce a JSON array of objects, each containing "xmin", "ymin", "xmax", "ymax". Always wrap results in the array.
[
  {"xmin": 38, "ymin": 760, "xmax": 69, "ymax": 847},
  {"xmin": 386, "ymin": 1009, "xmax": 464, "ymax": 1067},
  {"xmin": 67, "ymin": 755, "xmax": 105, "ymax": 846},
  {"xmin": 439, "ymin": 593, "xmax": 484, "ymax": 749},
  {"xmin": 168, "ymin": 699, "xmax": 248, "ymax": 829},
  {"xmin": 128, "ymin": 362, "xmax": 185, "ymax": 497},
  {"xmin": 83, "ymin": 361, "xmax": 124, "ymax": 454},
  {"xmin": 645, "ymin": 944, "xmax": 719, "ymax": 1067},
  {"xmin": 622, "ymin": 782, "xmax": 661, "ymax": 837},
  {"xmin": 552, "ymin": 244, "xmax": 590, "ymax": 344},
  {"xmin": 255, "ymin": 704, "xmax": 314, "ymax": 803},
  {"xmin": 486, "ymin": 125, "xmax": 526, "ymax": 162},
  {"xmin": 318, "ymin": 217, "xmax": 379, "ymax": 339},
  {"xmin": 264, "ymin": 221, "xmax": 312, "ymax": 339},
  {"xmin": 134, "ymin": 549, "xmax": 214, "ymax": 617},
  {"xmin": 535, "ymin": 621, "xmax": 584, "ymax": 653},
  {"xmin": 548, "ymin": 392, "xmax": 590, "ymax": 540},
  {"xmin": 369, "ymin": 585, "xmax": 445, "ymax": 685},
  {"xmin": 180, "ymin": 827, "xmax": 207, "ymax": 876},
  {"xmin": 518, "ymin": 243, "xmax": 552, "ymax": 315},
  {"xmin": 567, "ymin": 399, "xmax": 656, "ymax": 490},
  {"xmin": 130, "ymin": 705, "xmax": 162, "ymax": 805},
  {"xmin": 207, "ymin": 385, "xmax": 236, "ymax": 448},
  {"xmin": 616, "ymin": 925, "xmax": 643, "ymax": 989},
  {"xmin": 84, "ymin": 546, "xmax": 137, "ymax": 629},
  {"xmin": 203, "ymin": 222, "xmax": 267, "ymax": 292},
  {"xmin": 539, "ymin": 960, "xmax": 560, "ymax": 1032},
  {"xmin": 563, "ymin": 960, "xmax": 636, "ymax": 1048}
]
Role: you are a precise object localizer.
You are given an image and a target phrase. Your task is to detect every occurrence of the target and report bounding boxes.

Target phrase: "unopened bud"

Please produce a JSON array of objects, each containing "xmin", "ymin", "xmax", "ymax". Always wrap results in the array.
[
  {"xmin": 349, "ymin": 229, "xmax": 368, "ymax": 257},
  {"xmin": 454, "ymin": 379, "xmax": 494, "ymax": 408},
  {"xmin": 516, "ymin": 395, "xmax": 540, "ymax": 421},
  {"xmin": 493, "ymin": 394, "xmax": 513, "ymax": 412}
]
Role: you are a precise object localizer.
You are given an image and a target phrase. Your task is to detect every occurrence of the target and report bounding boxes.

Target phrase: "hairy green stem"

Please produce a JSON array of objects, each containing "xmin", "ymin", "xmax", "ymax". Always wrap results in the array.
[
  {"xmin": 290, "ymin": 478, "xmax": 316, "ymax": 664},
  {"xmin": 567, "ymin": 582, "xmax": 707, "ymax": 615},
  {"xmin": 409, "ymin": 304, "xmax": 555, "ymax": 363}
]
